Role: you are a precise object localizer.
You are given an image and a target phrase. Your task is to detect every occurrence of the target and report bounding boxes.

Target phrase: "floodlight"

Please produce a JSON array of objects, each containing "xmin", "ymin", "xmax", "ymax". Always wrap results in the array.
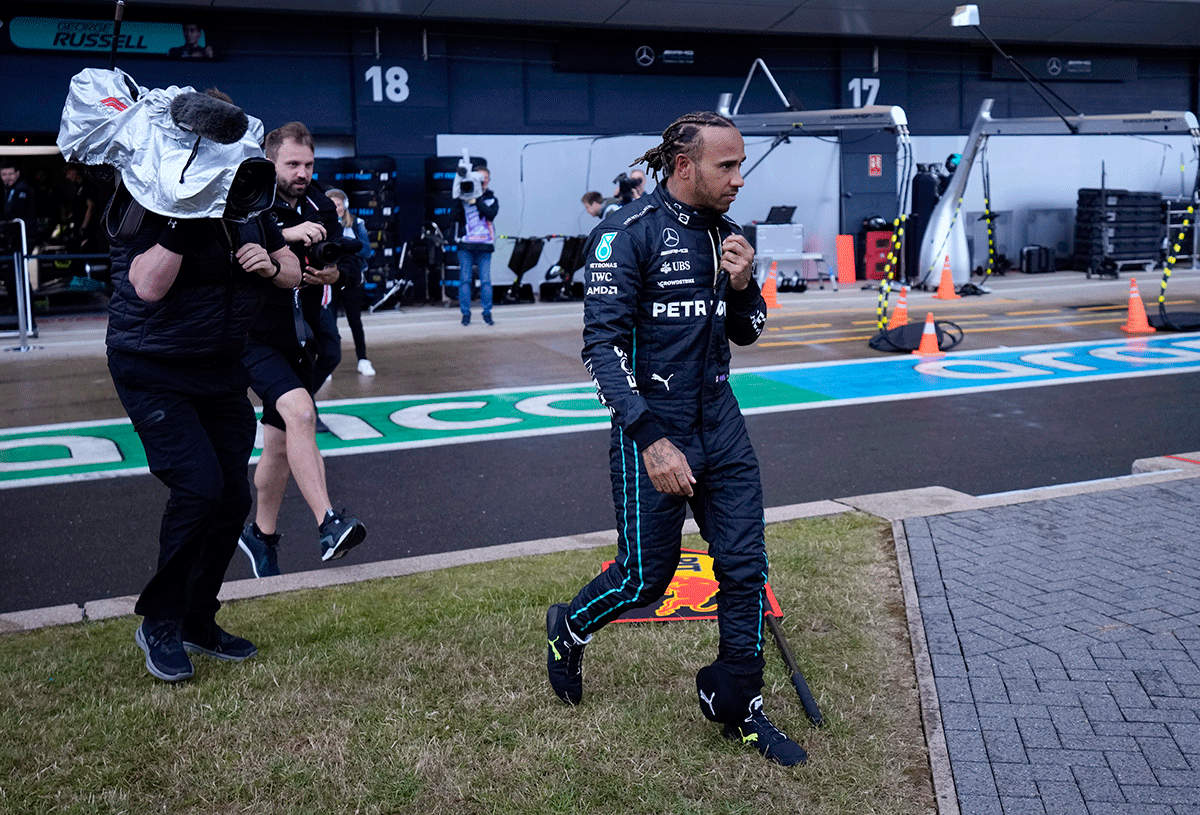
[{"xmin": 951, "ymin": 5, "xmax": 980, "ymax": 27}]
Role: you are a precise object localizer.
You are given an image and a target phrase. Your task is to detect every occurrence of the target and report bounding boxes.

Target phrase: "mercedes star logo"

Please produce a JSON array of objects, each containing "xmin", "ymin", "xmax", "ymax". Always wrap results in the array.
[
  {"xmin": 635, "ymin": 45, "xmax": 656, "ymax": 68},
  {"xmin": 1047, "ymin": 57, "xmax": 1063, "ymax": 76},
  {"xmin": 663, "ymin": 228, "xmax": 679, "ymax": 247}
]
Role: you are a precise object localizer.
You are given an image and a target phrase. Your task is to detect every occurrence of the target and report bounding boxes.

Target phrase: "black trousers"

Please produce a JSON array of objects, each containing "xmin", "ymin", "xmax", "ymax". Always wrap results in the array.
[
  {"xmin": 310, "ymin": 303, "xmax": 342, "ymax": 392},
  {"xmin": 333, "ymin": 283, "xmax": 367, "ymax": 361},
  {"xmin": 108, "ymin": 349, "xmax": 255, "ymax": 624},
  {"xmin": 566, "ymin": 399, "xmax": 768, "ymax": 678}
]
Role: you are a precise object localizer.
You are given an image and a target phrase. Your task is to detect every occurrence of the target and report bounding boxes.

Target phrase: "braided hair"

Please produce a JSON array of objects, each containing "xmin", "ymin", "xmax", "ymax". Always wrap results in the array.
[{"xmin": 632, "ymin": 111, "xmax": 737, "ymax": 180}]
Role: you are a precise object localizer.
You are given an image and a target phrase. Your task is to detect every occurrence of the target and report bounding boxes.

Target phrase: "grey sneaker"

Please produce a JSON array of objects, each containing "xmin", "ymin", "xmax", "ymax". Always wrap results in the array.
[
  {"xmin": 723, "ymin": 695, "xmax": 808, "ymax": 766},
  {"xmin": 318, "ymin": 510, "xmax": 366, "ymax": 561},
  {"xmin": 135, "ymin": 618, "xmax": 194, "ymax": 682},
  {"xmin": 238, "ymin": 523, "xmax": 280, "ymax": 578}
]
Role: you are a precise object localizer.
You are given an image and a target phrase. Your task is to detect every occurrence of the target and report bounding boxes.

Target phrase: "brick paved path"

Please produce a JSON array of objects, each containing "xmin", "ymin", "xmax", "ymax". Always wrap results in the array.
[{"xmin": 904, "ymin": 479, "xmax": 1200, "ymax": 814}]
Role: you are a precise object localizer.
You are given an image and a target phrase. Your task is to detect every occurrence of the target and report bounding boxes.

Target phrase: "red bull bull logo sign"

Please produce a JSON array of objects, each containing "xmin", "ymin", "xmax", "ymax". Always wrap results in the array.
[{"xmin": 602, "ymin": 549, "xmax": 782, "ymax": 623}]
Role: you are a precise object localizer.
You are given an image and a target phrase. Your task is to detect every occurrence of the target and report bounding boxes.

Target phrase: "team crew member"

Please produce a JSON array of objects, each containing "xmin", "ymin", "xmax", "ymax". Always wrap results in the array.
[
  {"xmin": 546, "ymin": 111, "xmax": 806, "ymax": 766},
  {"xmin": 108, "ymin": 166, "xmax": 300, "ymax": 682}
]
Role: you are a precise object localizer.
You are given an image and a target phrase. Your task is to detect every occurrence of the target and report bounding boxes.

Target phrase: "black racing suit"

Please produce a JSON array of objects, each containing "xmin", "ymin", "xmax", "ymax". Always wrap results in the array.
[{"xmin": 565, "ymin": 183, "xmax": 770, "ymax": 682}]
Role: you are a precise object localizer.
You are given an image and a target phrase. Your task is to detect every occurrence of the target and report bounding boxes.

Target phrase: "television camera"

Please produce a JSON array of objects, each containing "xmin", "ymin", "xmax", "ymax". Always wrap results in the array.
[{"xmin": 451, "ymin": 149, "xmax": 486, "ymax": 201}]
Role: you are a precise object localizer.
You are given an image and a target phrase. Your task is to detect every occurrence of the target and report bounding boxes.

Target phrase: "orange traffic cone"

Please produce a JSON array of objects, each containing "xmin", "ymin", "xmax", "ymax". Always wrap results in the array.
[
  {"xmin": 932, "ymin": 255, "xmax": 960, "ymax": 300},
  {"xmin": 1119, "ymin": 277, "xmax": 1156, "ymax": 334},
  {"xmin": 912, "ymin": 312, "xmax": 944, "ymax": 357},
  {"xmin": 762, "ymin": 261, "xmax": 780, "ymax": 308},
  {"xmin": 890, "ymin": 285, "xmax": 909, "ymax": 328}
]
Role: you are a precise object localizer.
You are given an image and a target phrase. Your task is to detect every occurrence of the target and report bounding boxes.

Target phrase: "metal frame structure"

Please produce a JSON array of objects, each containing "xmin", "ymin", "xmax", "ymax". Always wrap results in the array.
[{"xmin": 917, "ymin": 100, "xmax": 1200, "ymax": 287}]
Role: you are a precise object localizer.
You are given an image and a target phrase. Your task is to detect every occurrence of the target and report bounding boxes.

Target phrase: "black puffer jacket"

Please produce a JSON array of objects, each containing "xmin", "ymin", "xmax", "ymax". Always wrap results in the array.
[
  {"xmin": 580, "ymin": 184, "xmax": 766, "ymax": 450},
  {"xmin": 107, "ymin": 212, "xmax": 282, "ymax": 360}
]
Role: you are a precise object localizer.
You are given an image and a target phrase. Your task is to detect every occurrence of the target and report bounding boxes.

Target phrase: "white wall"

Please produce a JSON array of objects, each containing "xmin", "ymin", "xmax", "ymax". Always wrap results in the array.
[
  {"xmin": 436, "ymin": 132, "xmax": 840, "ymax": 283},
  {"xmin": 911, "ymin": 132, "xmax": 1198, "ymax": 262},
  {"xmin": 435, "ymin": 130, "xmax": 1198, "ymax": 282}
]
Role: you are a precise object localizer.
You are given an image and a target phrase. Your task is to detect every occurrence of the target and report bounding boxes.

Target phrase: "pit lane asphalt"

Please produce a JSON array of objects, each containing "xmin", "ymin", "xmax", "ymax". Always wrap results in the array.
[{"xmin": 3, "ymin": 270, "xmax": 1200, "ymax": 615}]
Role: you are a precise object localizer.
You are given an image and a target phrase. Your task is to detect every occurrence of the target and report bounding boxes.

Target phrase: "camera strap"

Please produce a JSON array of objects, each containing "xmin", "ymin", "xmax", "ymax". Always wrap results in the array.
[{"xmin": 291, "ymin": 287, "xmax": 311, "ymax": 348}]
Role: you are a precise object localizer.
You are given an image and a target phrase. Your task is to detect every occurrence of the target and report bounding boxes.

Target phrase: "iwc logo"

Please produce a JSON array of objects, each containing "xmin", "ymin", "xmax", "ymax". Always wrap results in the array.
[{"xmin": 635, "ymin": 45, "xmax": 656, "ymax": 67}]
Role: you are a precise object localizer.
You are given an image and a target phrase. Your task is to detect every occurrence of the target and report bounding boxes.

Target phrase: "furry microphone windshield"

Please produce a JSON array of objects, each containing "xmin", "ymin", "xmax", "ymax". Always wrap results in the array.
[{"xmin": 169, "ymin": 92, "xmax": 248, "ymax": 145}]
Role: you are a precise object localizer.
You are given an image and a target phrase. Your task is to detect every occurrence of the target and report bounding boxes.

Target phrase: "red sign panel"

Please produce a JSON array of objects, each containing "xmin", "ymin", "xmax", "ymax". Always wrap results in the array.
[
  {"xmin": 868, "ymin": 154, "xmax": 883, "ymax": 177},
  {"xmin": 603, "ymin": 549, "xmax": 783, "ymax": 623}
]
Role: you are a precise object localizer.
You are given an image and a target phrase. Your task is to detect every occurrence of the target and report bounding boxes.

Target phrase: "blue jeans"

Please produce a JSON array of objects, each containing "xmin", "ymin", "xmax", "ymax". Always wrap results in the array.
[{"xmin": 458, "ymin": 246, "xmax": 492, "ymax": 317}]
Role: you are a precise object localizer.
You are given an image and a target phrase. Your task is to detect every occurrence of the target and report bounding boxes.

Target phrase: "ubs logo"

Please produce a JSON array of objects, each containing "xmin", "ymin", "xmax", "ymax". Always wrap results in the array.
[{"xmin": 662, "ymin": 228, "xmax": 680, "ymax": 247}]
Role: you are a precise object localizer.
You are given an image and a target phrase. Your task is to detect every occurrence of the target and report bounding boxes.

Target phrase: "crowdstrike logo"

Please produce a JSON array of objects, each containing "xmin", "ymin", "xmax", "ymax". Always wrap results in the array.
[{"xmin": 596, "ymin": 232, "xmax": 617, "ymax": 262}]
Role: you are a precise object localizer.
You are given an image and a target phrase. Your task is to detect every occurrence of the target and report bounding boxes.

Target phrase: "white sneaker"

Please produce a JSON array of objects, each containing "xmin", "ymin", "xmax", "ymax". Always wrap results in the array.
[{"xmin": 357, "ymin": 359, "xmax": 376, "ymax": 376}]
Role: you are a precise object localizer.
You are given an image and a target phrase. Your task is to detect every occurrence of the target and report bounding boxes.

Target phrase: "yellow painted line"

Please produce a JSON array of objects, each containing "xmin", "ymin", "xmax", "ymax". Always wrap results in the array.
[
  {"xmin": 1006, "ymin": 309, "xmax": 1061, "ymax": 316},
  {"xmin": 1076, "ymin": 305, "xmax": 1126, "ymax": 312},
  {"xmin": 762, "ymin": 316, "xmax": 1124, "ymax": 346},
  {"xmin": 768, "ymin": 319, "xmax": 835, "ymax": 328},
  {"xmin": 959, "ymin": 317, "xmax": 1121, "ymax": 333},
  {"xmin": 761, "ymin": 335, "xmax": 875, "ymax": 347}
]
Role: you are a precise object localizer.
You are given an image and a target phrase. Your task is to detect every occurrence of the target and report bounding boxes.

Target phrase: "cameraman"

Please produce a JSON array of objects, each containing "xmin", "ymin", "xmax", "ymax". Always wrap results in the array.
[
  {"xmin": 239, "ymin": 121, "xmax": 366, "ymax": 578},
  {"xmin": 106, "ymin": 143, "xmax": 300, "ymax": 681},
  {"xmin": 451, "ymin": 164, "xmax": 498, "ymax": 326}
]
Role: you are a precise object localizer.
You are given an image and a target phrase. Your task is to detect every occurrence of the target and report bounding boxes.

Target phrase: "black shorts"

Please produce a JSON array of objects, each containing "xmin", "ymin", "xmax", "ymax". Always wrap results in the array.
[{"xmin": 242, "ymin": 337, "xmax": 313, "ymax": 431}]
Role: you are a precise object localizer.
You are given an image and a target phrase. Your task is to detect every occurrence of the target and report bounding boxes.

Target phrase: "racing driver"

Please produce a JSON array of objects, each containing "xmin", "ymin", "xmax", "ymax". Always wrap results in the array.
[{"xmin": 545, "ymin": 111, "xmax": 807, "ymax": 766}]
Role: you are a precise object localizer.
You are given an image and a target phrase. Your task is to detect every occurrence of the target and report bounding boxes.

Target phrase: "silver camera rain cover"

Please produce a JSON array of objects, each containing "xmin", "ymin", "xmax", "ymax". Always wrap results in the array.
[{"xmin": 57, "ymin": 67, "xmax": 268, "ymax": 219}]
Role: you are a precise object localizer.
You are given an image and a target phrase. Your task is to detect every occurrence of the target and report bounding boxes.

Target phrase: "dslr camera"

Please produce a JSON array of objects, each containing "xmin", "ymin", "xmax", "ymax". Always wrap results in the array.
[
  {"xmin": 305, "ymin": 234, "xmax": 363, "ymax": 267},
  {"xmin": 452, "ymin": 148, "xmax": 486, "ymax": 201}
]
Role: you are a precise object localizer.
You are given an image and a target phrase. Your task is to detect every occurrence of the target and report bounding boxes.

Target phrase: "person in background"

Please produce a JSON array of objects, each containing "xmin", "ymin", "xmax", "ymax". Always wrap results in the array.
[
  {"xmin": 451, "ymin": 165, "xmax": 498, "ymax": 326},
  {"xmin": 582, "ymin": 190, "xmax": 621, "ymax": 220},
  {"xmin": 1, "ymin": 160, "xmax": 35, "ymax": 312},
  {"xmin": 62, "ymin": 163, "xmax": 99, "ymax": 252},
  {"xmin": 325, "ymin": 188, "xmax": 375, "ymax": 376}
]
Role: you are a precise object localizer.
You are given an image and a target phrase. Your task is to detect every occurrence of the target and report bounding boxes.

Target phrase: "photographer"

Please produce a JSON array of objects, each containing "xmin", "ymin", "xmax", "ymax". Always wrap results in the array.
[
  {"xmin": 451, "ymin": 164, "xmax": 498, "ymax": 326},
  {"xmin": 612, "ymin": 169, "xmax": 646, "ymax": 204},
  {"xmin": 99, "ymin": 89, "xmax": 300, "ymax": 681},
  {"xmin": 238, "ymin": 121, "xmax": 366, "ymax": 579}
]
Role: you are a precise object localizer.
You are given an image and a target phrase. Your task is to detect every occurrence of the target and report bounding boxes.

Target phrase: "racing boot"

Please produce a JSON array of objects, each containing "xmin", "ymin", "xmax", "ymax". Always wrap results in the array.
[
  {"xmin": 546, "ymin": 602, "xmax": 590, "ymax": 705},
  {"xmin": 724, "ymin": 695, "xmax": 808, "ymax": 766},
  {"xmin": 697, "ymin": 663, "xmax": 807, "ymax": 766}
]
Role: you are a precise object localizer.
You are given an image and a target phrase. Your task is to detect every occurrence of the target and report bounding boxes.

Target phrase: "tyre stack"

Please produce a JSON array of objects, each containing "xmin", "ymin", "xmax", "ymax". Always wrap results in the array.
[
  {"xmin": 334, "ymin": 157, "xmax": 401, "ymax": 307},
  {"xmin": 423, "ymin": 155, "xmax": 486, "ymax": 303},
  {"xmin": 1073, "ymin": 188, "xmax": 1164, "ymax": 272}
]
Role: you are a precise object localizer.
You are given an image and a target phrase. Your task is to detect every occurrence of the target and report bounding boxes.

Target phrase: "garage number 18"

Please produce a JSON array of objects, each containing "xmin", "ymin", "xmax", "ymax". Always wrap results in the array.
[{"xmin": 365, "ymin": 65, "xmax": 410, "ymax": 103}]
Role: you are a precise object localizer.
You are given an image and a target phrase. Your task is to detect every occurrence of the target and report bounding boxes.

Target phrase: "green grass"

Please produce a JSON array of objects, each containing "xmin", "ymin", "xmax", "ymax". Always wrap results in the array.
[{"xmin": 0, "ymin": 513, "xmax": 934, "ymax": 815}]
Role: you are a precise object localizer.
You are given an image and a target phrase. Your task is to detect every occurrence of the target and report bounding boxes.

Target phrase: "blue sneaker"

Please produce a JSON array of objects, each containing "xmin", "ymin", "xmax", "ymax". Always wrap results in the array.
[
  {"xmin": 238, "ymin": 523, "xmax": 280, "ymax": 578},
  {"xmin": 182, "ymin": 620, "xmax": 257, "ymax": 662},
  {"xmin": 318, "ymin": 510, "xmax": 366, "ymax": 561},
  {"xmin": 135, "ymin": 618, "xmax": 194, "ymax": 682}
]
